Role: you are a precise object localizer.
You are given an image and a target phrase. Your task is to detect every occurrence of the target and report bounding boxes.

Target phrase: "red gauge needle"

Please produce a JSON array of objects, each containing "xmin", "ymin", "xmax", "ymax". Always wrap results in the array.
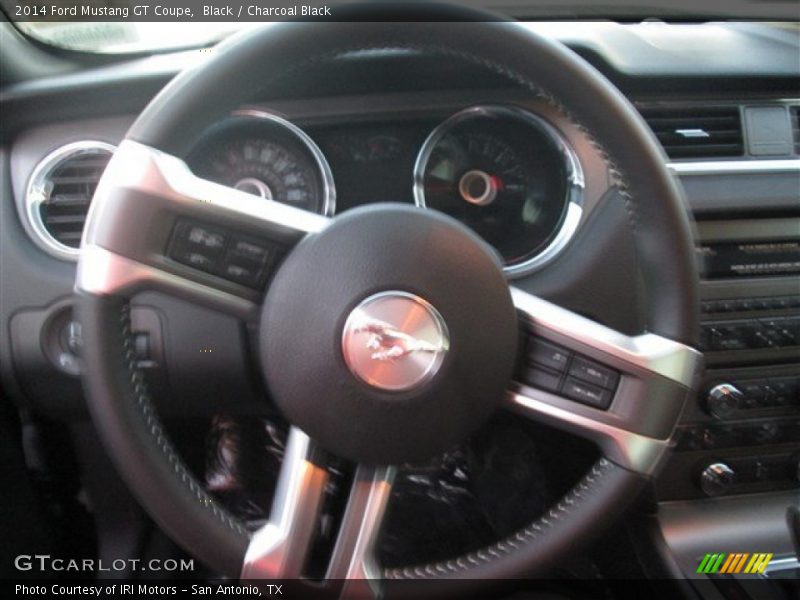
[{"xmin": 490, "ymin": 175, "xmax": 505, "ymax": 191}]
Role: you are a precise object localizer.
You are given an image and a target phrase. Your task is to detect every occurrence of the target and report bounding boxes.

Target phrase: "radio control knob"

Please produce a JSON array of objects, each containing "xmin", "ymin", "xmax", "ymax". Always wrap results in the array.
[
  {"xmin": 700, "ymin": 462, "xmax": 736, "ymax": 497},
  {"xmin": 706, "ymin": 383, "xmax": 743, "ymax": 419}
]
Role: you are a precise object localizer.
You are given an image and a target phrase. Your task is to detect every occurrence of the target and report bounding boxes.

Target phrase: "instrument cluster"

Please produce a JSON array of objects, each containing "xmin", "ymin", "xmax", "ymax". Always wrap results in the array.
[{"xmin": 187, "ymin": 105, "xmax": 584, "ymax": 276}]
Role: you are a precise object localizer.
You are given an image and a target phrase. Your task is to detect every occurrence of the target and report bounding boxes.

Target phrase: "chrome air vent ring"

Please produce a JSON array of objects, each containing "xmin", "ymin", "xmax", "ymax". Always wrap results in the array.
[{"xmin": 24, "ymin": 140, "xmax": 116, "ymax": 261}]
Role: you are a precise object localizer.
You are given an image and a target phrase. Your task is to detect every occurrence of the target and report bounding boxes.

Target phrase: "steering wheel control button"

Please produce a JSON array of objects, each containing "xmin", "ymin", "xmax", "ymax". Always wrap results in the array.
[
  {"xmin": 521, "ymin": 366, "xmax": 562, "ymax": 393},
  {"xmin": 167, "ymin": 218, "xmax": 283, "ymax": 289},
  {"xmin": 528, "ymin": 339, "xmax": 571, "ymax": 372},
  {"xmin": 176, "ymin": 221, "xmax": 228, "ymax": 254},
  {"xmin": 520, "ymin": 333, "xmax": 619, "ymax": 409},
  {"xmin": 568, "ymin": 357, "xmax": 620, "ymax": 390},
  {"xmin": 168, "ymin": 220, "xmax": 228, "ymax": 273},
  {"xmin": 262, "ymin": 204, "xmax": 517, "ymax": 464},
  {"xmin": 562, "ymin": 377, "xmax": 613, "ymax": 409},
  {"xmin": 232, "ymin": 239, "xmax": 271, "ymax": 262},
  {"xmin": 222, "ymin": 262, "xmax": 260, "ymax": 286},
  {"xmin": 342, "ymin": 292, "xmax": 449, "ymax": 392}
]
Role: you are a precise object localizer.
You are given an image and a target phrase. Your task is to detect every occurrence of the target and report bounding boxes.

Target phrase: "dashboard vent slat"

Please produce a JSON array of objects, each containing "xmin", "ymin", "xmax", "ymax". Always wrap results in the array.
[
  {"xmin": 639, "ymin": 105, "xmax": 744, "ymax": 159},
  {"xmin": 26, "ymin": 142, "xmax": 114, "ymax": 258},
  {"xmin": 791, "ymin": 106, "xmax": 800, "ymax": 155}
]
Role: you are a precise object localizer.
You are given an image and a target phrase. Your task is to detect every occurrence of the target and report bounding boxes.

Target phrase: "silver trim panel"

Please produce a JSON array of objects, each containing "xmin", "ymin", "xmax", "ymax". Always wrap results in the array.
[
  {"xmin": 24, "ymin": 140, "xmax": 116, "ymax": 261},
  {"xmin": 76, "ymin": 141, "xmax": 332, "ymax": 315},
  {"xmin": 241, "ymin": 433, "xmax": 395, "ymax": 587},
  {"xmin": 82, "ymin": 139, "xmax": 330, "ymax": 249},
  {"xmin": 668, "ymin": 159, "xmax": 800, "ymax": 176},
  {"xmin": 413, "ymin": 105, "xmax": 585, "ymax": 278},
  {"xmin": 508, "ymin": 286, "xmax": 703, "ymax": 474},
  {"xmin": 511, "ymin": 287, "xmax": 702, "ymax": 386},
  {"xmin": 762, "ymin": 556, "xmax": 800, "ymax": 578},
  {"xmin": 507, "ymin": 386, "xmax": 669, "ymax": 474},
  {"xmin": 327, "ymin": 466, "xmax": 396, "ymax": 595},
  {"xmin": 76, "ymin": 245, "xmax": 259, "ymax": 320},
  {"xmin": 241, "ymin": 428, "xmax": 329, "ymax": 579}
]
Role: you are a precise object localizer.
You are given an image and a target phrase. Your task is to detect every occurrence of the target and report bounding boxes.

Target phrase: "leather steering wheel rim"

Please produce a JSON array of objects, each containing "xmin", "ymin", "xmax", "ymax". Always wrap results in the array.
[{"xmin": 76, "ymin": 8, "xmax": 700, "ymax": 592}]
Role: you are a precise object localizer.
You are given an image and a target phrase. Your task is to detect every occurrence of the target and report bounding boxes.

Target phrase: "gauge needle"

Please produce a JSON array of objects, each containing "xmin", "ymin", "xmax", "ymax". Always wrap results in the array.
[{"xmin": 425, "ymin": 173, "xmax": 456, "ymax": 192}]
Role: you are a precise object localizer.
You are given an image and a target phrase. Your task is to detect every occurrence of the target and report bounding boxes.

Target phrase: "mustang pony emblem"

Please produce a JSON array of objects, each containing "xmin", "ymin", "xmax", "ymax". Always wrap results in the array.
[{"xmin": 353, "ymin": 319, "xmax": 445, "ymax": 361}]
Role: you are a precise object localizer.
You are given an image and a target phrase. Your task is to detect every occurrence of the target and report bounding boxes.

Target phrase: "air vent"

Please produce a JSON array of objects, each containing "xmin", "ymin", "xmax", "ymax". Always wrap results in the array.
[
  {"xmin": 25, "ymin": 141, "xmax": 114, "ymax": 260},
  {"xmin": 791, "ymin": 106, "xmax": 800, "ymax": 155},
  {"xmin": 639, "ymin": 105, "xmax": 744, "ymax": 159}
]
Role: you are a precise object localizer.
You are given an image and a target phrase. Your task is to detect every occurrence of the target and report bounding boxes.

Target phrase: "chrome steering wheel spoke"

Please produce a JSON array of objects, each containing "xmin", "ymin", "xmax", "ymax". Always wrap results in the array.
[
  {"xmin": 242, "ymin": 428, "xmax": 394, "ymax": 597},
  {"xmin": 242, "ymin": 428, "xmax": 329, "ymax": 579},
  {"xmin": 76, "ymin": 140, "xmax": 330, "ymax": 320},
  {"xmin": 326, "ymin": 465, "xmax": 395, "ymax": 592},
  {"xmin": 507, "ymin": 287, "xmax": 703, "ymax": 475}
]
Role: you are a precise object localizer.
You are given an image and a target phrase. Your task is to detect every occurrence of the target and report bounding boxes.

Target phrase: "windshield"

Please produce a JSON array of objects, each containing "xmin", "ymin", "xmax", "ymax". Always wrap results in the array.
[{"xmin": 15, "ymin": 22, "xmax": 257, "ymax": 54}]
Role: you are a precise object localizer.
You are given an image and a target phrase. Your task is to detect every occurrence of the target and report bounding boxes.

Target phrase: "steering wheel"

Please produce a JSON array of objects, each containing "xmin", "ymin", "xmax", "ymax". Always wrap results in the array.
[{"xmin": 75, "ymin": 9, "xmax": 702, "ymax": 597}]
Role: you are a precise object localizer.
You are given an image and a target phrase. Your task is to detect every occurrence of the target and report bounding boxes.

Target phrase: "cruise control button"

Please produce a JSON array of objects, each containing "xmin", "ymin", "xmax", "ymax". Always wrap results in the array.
[
  {"xmin": 521, "ymin": 366, "xmax": 562, "ymax": 393},
  {"xmin": 231, "ymin": 238, "xmax": 271, "ymax": 264},
  {"xmin": 223, "ymin": 262, "xmax": 262, "ymax": 287},
  {"xmin": 563, "ymin": 377, "xmax": 613, "ymax": 409},
  {"xmin": 171, "ymin": 248, "xmax": 218, "ymax": 272},
  {"xmin": 174, "ymin": 221, "xmax": 228, "ymax": 255},
  {"xmin": 188, "ymin": 227, "xmax": 225, "ymax": 249},
  {"xmin": 569, "ymin": 357, "xmax": 619, "ymax": 390},
  {"xmin": 527, "ymin": 339, "xmax": 571, "ymax": 372}
]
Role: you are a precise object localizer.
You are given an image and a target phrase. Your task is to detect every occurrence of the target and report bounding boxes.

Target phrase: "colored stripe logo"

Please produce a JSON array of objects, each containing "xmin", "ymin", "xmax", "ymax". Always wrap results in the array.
[{"xmin": 697, "ymin": 552, "xmax": 773, "ymax": 574}]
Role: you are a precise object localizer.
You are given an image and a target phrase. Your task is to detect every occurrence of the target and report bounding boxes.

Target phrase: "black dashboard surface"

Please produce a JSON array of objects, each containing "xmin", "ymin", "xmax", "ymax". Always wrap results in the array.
[{"xmin": 1, "ymin": 21, "xmax": 799, "ymax": 137}]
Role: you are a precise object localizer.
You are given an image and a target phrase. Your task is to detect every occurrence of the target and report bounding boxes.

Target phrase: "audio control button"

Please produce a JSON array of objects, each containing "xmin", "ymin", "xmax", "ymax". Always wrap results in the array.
[
  {"xmin": 708, "ymin": 321, "xmax": 753, "ymax": 351},
  {"xmin": 568, "ymin": 357, "xmax": 619, "ymax": 390},
  {"xmin": 562, "ymin": 377, "xmax": 613, "ymax": 409}
]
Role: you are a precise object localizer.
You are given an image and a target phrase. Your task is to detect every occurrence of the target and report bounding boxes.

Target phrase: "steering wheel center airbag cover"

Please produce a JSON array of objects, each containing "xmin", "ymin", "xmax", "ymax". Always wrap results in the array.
[{"xmin": 260, "ymin": 204, "xmax": 518, "ymax": 464}]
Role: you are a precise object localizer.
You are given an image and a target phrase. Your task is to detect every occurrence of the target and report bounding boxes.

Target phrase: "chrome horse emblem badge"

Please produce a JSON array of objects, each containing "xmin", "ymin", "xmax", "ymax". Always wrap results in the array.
[
  {"xmin": 354, "ymin": 319, "xmax": 445, "ymax": 361},
  {"xmin": 341, "ymin": 292, "xmax": 450, "ymax": 391}
]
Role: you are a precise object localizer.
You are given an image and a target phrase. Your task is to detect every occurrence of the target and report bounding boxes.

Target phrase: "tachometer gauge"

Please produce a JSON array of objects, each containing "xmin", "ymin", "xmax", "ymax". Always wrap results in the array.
[
  {"xmin": 188, "ymin": 111, "xmax": 335, "ymax": 216},
  {"xmin": 414, "ymin": 106, "xmax": 584, "ymax": 276}
]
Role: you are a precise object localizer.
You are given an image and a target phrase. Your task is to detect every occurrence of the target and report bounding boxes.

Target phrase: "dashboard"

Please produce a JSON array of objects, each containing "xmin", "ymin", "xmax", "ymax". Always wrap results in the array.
[
  {"xmin": 0, "ymin": 19, "xmax": 798, "ymax": 591},
  {"xmin": 184, "ymin": 103, "xmax": 582, "ymax": 276}
]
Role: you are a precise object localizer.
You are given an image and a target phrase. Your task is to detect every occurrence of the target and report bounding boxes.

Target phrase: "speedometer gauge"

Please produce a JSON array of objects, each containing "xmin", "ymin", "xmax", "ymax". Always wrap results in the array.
[
  {"xmin": 414, "ymin": 106, "xmax": 584, "ymax": 276},
  {"xmin": 188, "ymin": 111, "xmax": 335, "ymax": 216}
]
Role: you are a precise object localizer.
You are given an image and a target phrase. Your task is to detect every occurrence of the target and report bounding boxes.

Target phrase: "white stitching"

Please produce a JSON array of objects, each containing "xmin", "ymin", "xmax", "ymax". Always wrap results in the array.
[{"xmin": 118, "ymin": 304, "xmax": 248, "ymax": 537}]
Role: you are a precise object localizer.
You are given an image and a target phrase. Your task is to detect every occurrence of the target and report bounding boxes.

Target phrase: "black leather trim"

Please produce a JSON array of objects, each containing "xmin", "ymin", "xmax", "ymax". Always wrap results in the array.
[
  {"xmin": 384, "ymin": 459, "xmax": 645, "ymax": 582},
  {"xmin": 76, "ymin": 293, "xmax": 249, "ymax": 576}
]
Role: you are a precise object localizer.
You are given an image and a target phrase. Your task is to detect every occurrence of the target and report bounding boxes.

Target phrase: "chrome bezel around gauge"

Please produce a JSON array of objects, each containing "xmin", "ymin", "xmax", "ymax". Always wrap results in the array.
[
  {"xmin": 413, "ymin": 105, "xmax": 584, "ymax": 278},
  {"xmin": 230, "ymin": 109, "xmax": 337, "ymax": 217}
]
